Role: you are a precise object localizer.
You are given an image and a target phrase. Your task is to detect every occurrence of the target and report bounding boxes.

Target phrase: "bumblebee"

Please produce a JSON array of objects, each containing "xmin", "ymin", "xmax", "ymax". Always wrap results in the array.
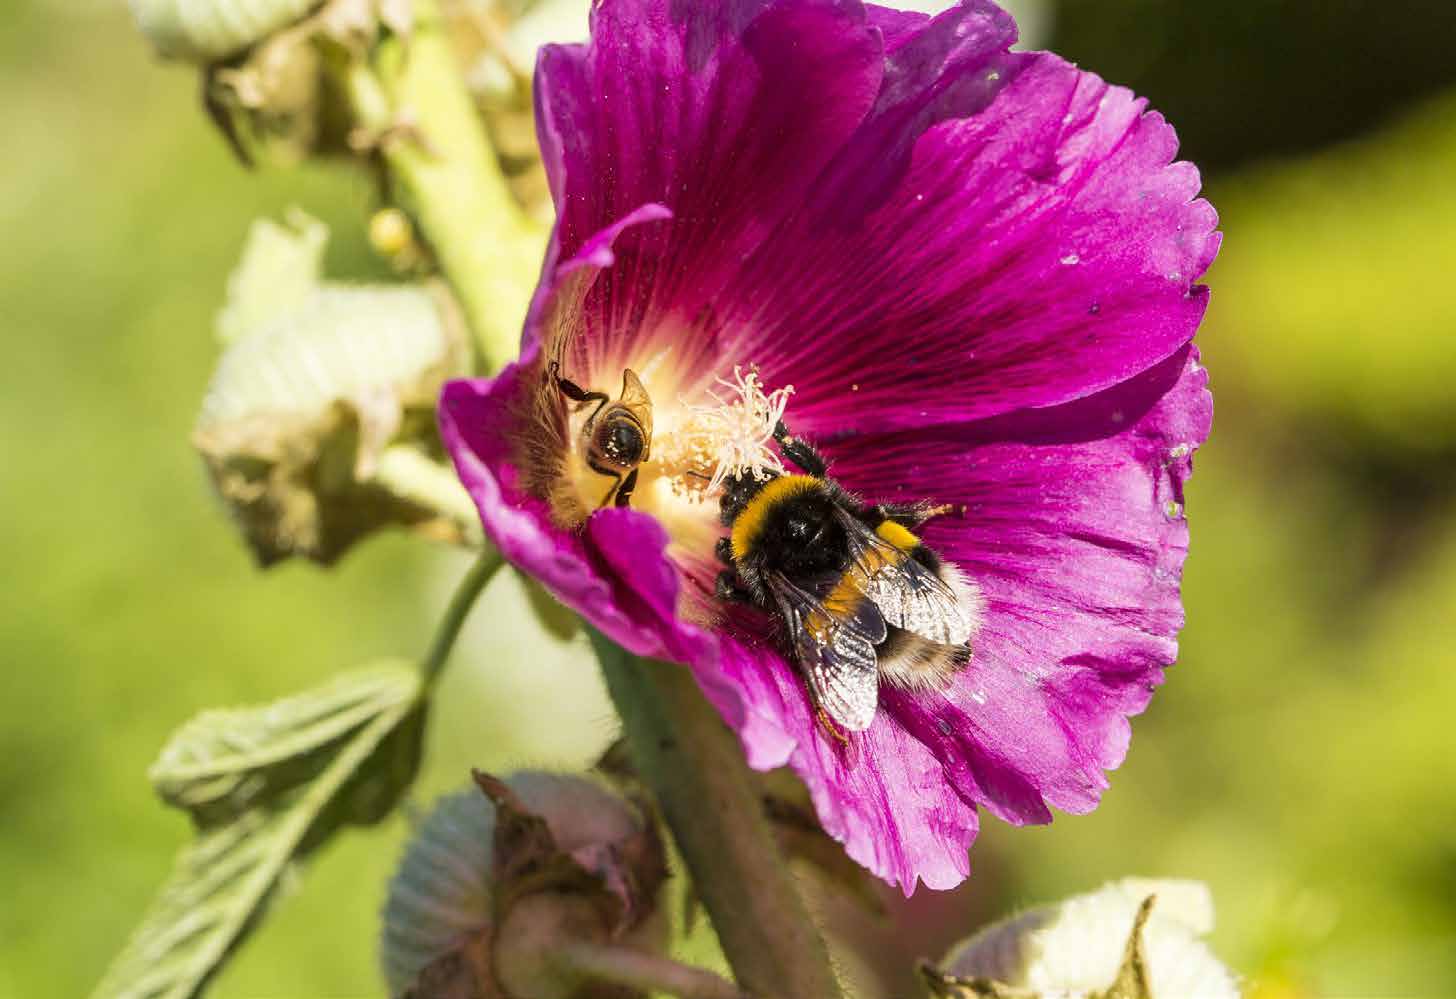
[
  {"xmin": 715, "ymin": 421, "xmax": 982, "ymax": 733},
  {"xmin": 552, "ymin": 362, "xmax": 653, "ymax": 508}
]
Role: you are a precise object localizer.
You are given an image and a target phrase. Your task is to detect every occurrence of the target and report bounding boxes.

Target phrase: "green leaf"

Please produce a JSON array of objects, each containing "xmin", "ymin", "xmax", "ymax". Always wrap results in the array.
[{"xmin": 91, "ymin": 662, "xmax": 425, "ymax": 999}]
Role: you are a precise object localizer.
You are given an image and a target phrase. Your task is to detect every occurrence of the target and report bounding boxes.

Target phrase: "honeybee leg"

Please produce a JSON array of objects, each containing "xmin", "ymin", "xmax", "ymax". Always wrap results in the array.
[
  {"xmin": 715, "ymin": 569, "xmax": 753, "ymax": 604},
  {"xmin": 613, "ymin": 467, "xmax": 640, "ymax": 508},
  {"xmin": 773, "ymin": 419, "xmax": 828, "ymax": 477},
  {"xmin": 714, "ymin": 536, "xmax": 734, "ymax": 565},
  {"xmin": 550, "ymin": 362, "xmax": 611, "ymax": 423},
  {"xmin": 586, "ymin": 455, "xmax": 625, "ymax": 508}
]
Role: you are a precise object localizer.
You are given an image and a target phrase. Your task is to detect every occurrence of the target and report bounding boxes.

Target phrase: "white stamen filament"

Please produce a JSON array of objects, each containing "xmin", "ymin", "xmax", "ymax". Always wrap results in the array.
[{"xmin": 653, "ymin": 366, "xmax": 795, "ymax": 497}]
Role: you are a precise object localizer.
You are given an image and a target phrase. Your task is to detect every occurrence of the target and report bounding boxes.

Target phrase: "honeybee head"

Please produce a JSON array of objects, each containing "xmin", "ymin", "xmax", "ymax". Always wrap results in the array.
[
  {"xmin": 584, "ymin": 368, "xmax": 652, "ymax": 468},
  {"xmin": 550, "ymin": 364, "xmax": 655, "ymax": 510}
]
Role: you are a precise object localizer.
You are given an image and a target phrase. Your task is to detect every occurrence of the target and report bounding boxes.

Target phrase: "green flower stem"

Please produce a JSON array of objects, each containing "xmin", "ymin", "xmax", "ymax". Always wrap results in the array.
[
  {"xmin": 370, "ymin": 443, "xmax": 485, "ymax": 547},
  {"xmin": 344, "ymin": 0, "xmax": 545, "ymax": 371},
  {"xmin": 421, "ymin": 549, "xmax": 505, "ymax": 690},
  {"xmin": 553, "ymin": 941, "xmax": 750, "ymax": 999},
  {"xmin": 591, "ymin": 633, "xmax": 845, "ymax": 999}
]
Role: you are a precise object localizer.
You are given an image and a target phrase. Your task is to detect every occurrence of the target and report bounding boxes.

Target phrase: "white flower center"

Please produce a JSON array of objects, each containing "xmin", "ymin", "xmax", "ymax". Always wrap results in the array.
[{"xmin": 652, "ymin": 366, "xmax": 795, "ymax": 496}]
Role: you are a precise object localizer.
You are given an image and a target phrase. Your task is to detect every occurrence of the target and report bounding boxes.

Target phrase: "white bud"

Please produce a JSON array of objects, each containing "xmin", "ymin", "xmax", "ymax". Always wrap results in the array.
[
  {"xmin": 941, "ymin": 879, "xmax": 1239, "ymax": 999},
  {"xmin": 129, "ymin": 0, "xmax": 321, "ymax": 62},
  {"xmin": 193, "ymin": 212, "xmax": 468, "ymax": 564}
]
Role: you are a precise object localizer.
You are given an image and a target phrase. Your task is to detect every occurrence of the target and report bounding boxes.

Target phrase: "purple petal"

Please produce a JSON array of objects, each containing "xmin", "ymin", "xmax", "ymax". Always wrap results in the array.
[
  {"xmin": 442, "ymin": 316, "xmax": 1210, "ymax": 900},
  {"xmin": 535, "ymin": 0, "xmax": 884, "ymax": 346},
  {"xmin": 520, "ymin": 203, "xmax": 673, "ymax": 361},
  {"xmin": 532, "ymin": 1, "xmax": 1216, "ymax": 430},
  {"xmin": 439, "ymin": 370, "xmax": 662, "ymax": 656},
  {"xmin": 724, "ymin": 49, "xmax": 1218, "ymax": 433},
  {"xmin": 455, "ymin": 0, "xmax": 1221, "ymax": 895},
  {"xmin": 706, "ymin": 626, "xmax": 981, "ymax": 891},
  {"xmin": 827, "ymin": 347, "xmax": 1211, "ymax": 821}
]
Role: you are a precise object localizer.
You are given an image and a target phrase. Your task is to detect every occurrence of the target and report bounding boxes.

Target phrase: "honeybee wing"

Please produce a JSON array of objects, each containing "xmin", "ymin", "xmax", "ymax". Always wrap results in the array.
[
  {"xmin": 766, "ymin": 571, "xmax": 884, "ymax": 732},
  {"xmin": 836, "ymin": 509, "xmax": 976, "ymax": 647}
]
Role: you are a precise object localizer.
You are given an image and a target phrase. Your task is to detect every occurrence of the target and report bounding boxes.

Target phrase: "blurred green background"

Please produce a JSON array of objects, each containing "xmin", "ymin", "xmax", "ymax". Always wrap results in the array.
[{"xmin": 3, "ymin": 0, "xmax": 1455, "ymax": 996}]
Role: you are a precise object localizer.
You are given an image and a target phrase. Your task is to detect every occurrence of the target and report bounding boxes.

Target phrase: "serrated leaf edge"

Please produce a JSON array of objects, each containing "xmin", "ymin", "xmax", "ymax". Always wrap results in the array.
[{"xmin": 91, "ymin": 684, "xmax": 419, "ymax": 999}]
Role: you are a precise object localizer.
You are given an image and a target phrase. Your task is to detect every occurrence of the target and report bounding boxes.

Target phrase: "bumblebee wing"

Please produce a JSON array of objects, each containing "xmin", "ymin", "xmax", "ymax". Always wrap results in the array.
[
  {"xmin": 838, "ymin": 510, "xmax": 976, "ymax": 647},
  {"xmin": 766, "ymin": 572, "xmax": 882, "ymax": 732}
]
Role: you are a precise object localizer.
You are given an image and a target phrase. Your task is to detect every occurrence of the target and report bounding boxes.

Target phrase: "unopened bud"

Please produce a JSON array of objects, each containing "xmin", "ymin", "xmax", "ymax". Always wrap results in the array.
[
  {"xmin": 129, "ymin": 0, "xmax": 320, "ymax": 63},
  {"xmin": 924, "ymin": 879, "xmax": 1239, "ymax": 999},
  {"xmin": 369, "ymin": 207, "xmax": 428, "ymax": 273},
  {"xmin": 194, "ymin": 212, "xmax": 468, "ymax": 565},
  {"xmin": 370, "ymin": 208, "xmax": 414, "ymax": 257},
  {"xmin": 381, "ymin": 771, "xmax": 667, "ymax": 999},
  {"xmin": 926, "ymin": 873, "xmax": 1234, "ymax": 999}
]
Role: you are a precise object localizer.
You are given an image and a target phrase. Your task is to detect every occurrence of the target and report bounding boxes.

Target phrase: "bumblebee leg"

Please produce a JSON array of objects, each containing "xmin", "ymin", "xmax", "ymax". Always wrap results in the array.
[
  {"xmin": 719, "ymin": 472, "xmax": 762, "ymax": 526},
  {"xmin": 714, "ymin": 536, "xmax": 734, "ymax": 565},
  {"xmin": 815, "ymin": 706, "xmax": 850, "ymax": 747},
  {"xmin": 868, "ymin": 501, "xmax": 963, "ymax": 530},
  {"xmin": 715, "ymin": 570, "xmax": 752, "ymax": 603},
  {"xmin": 613, "ymin": 467, "xmax": 640, "ymax": 508},
  {"xmin": 773, "ymin": 419, "xmax": 828, "ymax": 477}
]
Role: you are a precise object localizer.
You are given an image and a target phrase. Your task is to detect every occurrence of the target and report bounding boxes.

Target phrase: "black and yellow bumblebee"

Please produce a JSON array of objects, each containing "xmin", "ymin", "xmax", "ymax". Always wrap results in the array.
[{"xmin": 715, "ymin": 421, "xmax": 983, "ymax": 733}]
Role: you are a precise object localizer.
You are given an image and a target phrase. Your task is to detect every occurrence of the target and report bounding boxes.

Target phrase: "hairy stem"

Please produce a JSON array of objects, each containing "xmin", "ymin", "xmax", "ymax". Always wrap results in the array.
[
  {"xmin": 554, "ymin": 941, "xmax": 749, "ymax": 999},
  {"xmin": 421, "ymin": 549, "xmax": 504, "ymax": 690},
  {"xmin": 591, "ymin": 634, "xmax": 844, "ymax": 999},
  {"xmin": 344, "ymin": 0, "xmax": 545, "ymax": 371}
]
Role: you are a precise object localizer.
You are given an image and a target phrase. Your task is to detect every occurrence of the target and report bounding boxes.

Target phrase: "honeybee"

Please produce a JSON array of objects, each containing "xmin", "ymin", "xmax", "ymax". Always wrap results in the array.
[
  {"xmin": 715, "ymin": 421, "xmax": 982, "ymax": 733},
  {"xmin": 552, "ymin": 363, "xmax": 653, "ymax": 508}
]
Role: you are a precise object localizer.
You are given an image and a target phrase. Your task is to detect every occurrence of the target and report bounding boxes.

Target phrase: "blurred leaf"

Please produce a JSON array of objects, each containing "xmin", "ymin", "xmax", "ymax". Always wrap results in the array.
[
  {"xmin": 91, "ymin": 663, "xmax": 425, "ymax": 999},
  {"xmin": 195, "ymin": 211, "xmax": 469, "ymax": 566}
]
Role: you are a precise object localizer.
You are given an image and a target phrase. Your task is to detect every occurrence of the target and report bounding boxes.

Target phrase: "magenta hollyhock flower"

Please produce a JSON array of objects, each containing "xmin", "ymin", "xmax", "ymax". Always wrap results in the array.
[{"xmin": 440, "ymin": 0, "xmax": 1218, "ymax": 892}]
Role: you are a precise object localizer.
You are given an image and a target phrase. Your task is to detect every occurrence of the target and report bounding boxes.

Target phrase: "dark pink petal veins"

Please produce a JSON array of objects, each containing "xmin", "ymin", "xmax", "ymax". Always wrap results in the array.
[{"xmin": 441, "ymin": 0, "xmax": 1220, "ymax": 894}]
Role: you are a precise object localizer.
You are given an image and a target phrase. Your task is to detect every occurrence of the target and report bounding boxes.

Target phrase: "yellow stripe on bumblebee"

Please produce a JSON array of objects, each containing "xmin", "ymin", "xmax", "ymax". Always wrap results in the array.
[
  {"xmin": 873, "ymin": 519, "xmax": 920, "ymax": 551},
  {"xmin": 729, "ymin": 475, "xmax": 820, "ymax": 561}
]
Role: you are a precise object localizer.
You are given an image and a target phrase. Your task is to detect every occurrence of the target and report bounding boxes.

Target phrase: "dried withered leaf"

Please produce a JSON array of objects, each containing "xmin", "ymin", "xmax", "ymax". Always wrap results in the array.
[{"xmin": 399, "ymin": 931, "xmax": 499, "ymax": 999}]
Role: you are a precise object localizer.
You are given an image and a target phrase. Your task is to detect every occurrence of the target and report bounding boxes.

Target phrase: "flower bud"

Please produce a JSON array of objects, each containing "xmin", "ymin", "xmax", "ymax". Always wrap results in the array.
[
  {"xmin": 129, "ymin": 0, "xmax": 320, "ymax": 63},
  {"xmin": 194, "ymin": 212, "xmax": 469, "ymax": 565},
  {"xmin": 924, "ymin": 879, "xmax": 1240, "ymax": 999},
  {"xmin": 381, "ymin": 771, "xmax": 668, "ymax": 999}
]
